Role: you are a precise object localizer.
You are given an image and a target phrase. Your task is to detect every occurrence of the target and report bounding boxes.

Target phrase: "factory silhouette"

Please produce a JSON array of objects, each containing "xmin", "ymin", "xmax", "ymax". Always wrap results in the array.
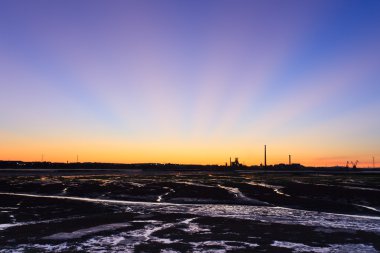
[
  {"xmin": 228, "ymin": 145, "xmax": 300, "ymax": 169},
  {"xmin": 0, "ymin": 144, "xmax": 374, "ymax": 171}
]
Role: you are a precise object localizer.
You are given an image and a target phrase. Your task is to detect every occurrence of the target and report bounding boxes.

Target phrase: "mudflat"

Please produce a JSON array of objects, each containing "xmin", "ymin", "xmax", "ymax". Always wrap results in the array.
[{"xmin": 0, "ymin": 171, "xmax": 379, "ymax": 252}]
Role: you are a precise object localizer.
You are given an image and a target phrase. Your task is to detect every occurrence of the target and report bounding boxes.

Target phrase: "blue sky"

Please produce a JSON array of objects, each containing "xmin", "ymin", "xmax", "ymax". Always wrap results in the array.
[{"xmin": 0, "ymin": 0, "xmax": 379, "ymax": 166}]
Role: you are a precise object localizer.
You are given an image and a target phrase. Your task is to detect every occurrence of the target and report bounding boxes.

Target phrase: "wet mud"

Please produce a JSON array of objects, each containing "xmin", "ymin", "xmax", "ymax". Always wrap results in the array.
[{"xmin": 0, "ymin": 172, "xmax": 379, "ymax": 252}]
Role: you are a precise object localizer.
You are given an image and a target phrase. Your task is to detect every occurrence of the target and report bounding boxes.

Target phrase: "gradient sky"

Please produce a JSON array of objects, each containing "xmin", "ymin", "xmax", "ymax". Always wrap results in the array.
[{"xmin": 1, "ymin": 0, "xmax": 380, "ymax": 166}]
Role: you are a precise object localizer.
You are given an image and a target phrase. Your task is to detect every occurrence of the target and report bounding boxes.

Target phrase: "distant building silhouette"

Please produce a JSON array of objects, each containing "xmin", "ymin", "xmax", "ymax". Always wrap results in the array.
[{"xmin": 230, "ymin": 157, "xmax": 242, "ymax": 168}]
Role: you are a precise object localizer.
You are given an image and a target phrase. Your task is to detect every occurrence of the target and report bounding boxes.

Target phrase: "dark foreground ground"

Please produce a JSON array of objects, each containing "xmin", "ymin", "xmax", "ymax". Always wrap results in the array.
[{"xmin": 0, "ymin": 170, "xmax": 379, "ymax": 252}]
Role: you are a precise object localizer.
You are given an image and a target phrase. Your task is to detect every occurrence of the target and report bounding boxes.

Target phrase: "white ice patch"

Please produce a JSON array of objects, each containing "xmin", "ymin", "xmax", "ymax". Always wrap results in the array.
[
  {"xmin": 160, "ymin": 250, "xmax": 181, "ymax": 253},
  {"xmin": 291, "ymin": 180, "xmax": 380, "ymax": 192},
  {"xmin": 0, "ymin": 217, "xmax": 85, "ymax": 231},
  {"xmin": 1, "ymin": 192, "xmax": 380, "ymax": 233},
  {"xmin": 43, "ymin": 222, "xmax": 130, "ymax": 240},
  {"xmin": 0, "ymin": 223, "xmax": 18, "ymax": 230},
  {"xmin": 128, "ymin": 182, "xmax": 145, "ymax": 188},
  {"xmin": 217, "ymin": 184, "xmax": 269, "ymax": 205},
  {"xmin": 131, "ymin": 220, "xmax": 160, "ymax": 223},
  {"xmin": 272, "ymin": 241, "xmax": 329, "ymax": 252},
  {"xmin": 179, "ymin": 218, "xmax": 210, "ymax": 234},
  {"xmin": 354, "ymin": 204, "xmax": 380, "ymax": 213},
  {"xmin": 274, "ymin": 188, "xmax": 290, "ymax": 197},
  {"xmin": 0, "ymin": 192, "xmax": 180, "ymax": 207},
  {"xmin": 271, "ymin": 241, "xmax": 378, "ymax": 253},
  {"xmin": 217, "ymin": 184, "xmax": 240, "ymax": 197},
  {"xmin": 77, "ymin": 222, "xmax": 180, "ymax": 251},
  {"xmin": 161, "ymin": 205, "xmax": 380, "ymax": 233},
  {"xmin": 191, "ymin": 240, "xmax": 259, "ymax": 252},
  {"xmin": 79, "ymin": 234, "xmax": 134, "ymax": 252},
  {"xmin": 139, "ymin": 223, "xmax": 176, "ymax": 241},
  {"xmin": 181, "ymin": 218, "xmax": 195, "ymax": 224},
  {"xmin": 0, "ymin": 243, "xmax": 70, "ymax": 253},
  {"xmin": 342, "ymin": 186, "xmax": 380, "ymax": 192},
  {"xmin": 177, "ymin": 181, "xmax": 214, "ymax": 188},
  {"xmin": 157, "ymin": 187, "xmax": 175, "ymax": 202},
  {"xmin": 247, "ymin": 181, "xmax": 290, "ymax": 197}
]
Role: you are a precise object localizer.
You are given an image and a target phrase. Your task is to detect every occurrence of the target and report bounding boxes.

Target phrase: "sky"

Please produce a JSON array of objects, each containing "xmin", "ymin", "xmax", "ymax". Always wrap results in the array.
[{"xmin": 0, "ymin": 0, "xmax": 380, "ymax": 167}]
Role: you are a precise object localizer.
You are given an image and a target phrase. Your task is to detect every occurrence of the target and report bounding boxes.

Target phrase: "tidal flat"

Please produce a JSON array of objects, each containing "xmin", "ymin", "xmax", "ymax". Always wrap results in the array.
[{"xmin": 0, "ymin": 171, "xmax": 379, "ymax": 252}]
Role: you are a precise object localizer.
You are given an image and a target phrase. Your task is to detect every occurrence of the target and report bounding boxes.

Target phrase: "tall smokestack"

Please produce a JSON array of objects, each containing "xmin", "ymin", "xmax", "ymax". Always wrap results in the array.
[
  {"xmin": 264, "ymin": 145, "xmax": 267, "ymax": 167},
  {"xmin": 289, "ymin": 155, "xmax": 291, "ymax": 165}
]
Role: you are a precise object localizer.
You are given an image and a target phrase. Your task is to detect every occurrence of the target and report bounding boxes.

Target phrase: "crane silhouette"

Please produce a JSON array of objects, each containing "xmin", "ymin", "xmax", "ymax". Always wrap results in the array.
[
  {"xmin": 346, "ymin": 160, "xmax": 359, "ymax": 168},
  {"xmin": 351, "ymin": 160, "xmax": 359, "ymax": 168}
]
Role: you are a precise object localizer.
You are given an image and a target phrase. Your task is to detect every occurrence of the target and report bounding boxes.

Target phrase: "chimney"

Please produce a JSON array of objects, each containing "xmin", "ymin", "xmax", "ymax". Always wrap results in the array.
[{"xmin": 264, "ymin": 145, "xmax": 267, "ymax": 167}]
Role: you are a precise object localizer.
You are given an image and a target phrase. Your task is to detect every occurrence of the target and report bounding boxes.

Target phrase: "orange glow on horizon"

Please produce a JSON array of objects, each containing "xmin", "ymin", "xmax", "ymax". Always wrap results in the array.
[{"xmin": 0, "ymin": 134, "xmax": 376, "ymax": 168}]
